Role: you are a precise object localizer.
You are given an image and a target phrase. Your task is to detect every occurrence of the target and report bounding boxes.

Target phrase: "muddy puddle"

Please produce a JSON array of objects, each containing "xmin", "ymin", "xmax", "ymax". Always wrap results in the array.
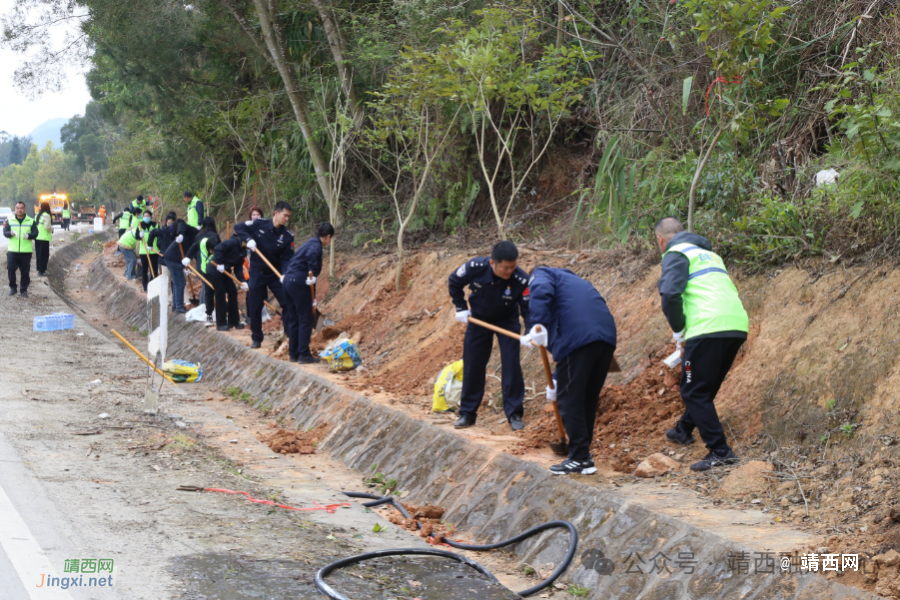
[{"xmin": 173, "ymin": 552, "xmax": 520, "ymax": 599}]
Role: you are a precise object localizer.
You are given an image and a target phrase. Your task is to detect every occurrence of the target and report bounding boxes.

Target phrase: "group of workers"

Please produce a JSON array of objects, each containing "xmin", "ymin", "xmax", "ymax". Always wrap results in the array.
[
  {"xmin": 450, "ymin": 217, "xmax": 748, "ymax": 475},
  {"xmin": 4, "ymin": 189, "xmax": 746, "ymax": 476},
  {"xmin": 108, "ymin": 193, "xmax": 334, "ymax": 363}
]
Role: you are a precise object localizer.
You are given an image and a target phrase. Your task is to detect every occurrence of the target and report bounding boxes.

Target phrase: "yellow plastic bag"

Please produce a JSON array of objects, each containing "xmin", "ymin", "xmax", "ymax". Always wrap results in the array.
[
  {"xmin": 432, "ymin": 360, "xmax": 464, "ymax": 412},
  {"xmin": 162, "ymin": 360, "xmax": 202, "ymax": 383},
  {"xmin": 321, "ymin": 339, "xmax": 363, "ymax": 372}
]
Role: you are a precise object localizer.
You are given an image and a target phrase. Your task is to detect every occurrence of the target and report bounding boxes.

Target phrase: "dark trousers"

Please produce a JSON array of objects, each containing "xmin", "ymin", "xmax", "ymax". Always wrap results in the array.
[
  {"xmin": 556, "ymin": 340, "xmax": 615, "ymax": 461},
  {"xmin": 678, "ymin": 337, "xmax": 744, "ymax": 452},
  {"xmin": 167, "ymin": 259, "xmax": 186, "ymax": 310},
  {"xmin": 206, "ymin": 267, "xmax": 240, "ymax": 327},
  {"xmin": 139, "ymin": 254, "xmax": 159, "ymax": 292},
  {"xmin": 117, "ymin": 228, "xmax": 125, "ymax": 239},
  {"xmin": 200, "ymin": 279, "xmax": 214, "ymax": 317},
  {"xmin": 62, "ymin": 218, "xmax": 70, "ymax": 231},
  {"xmin": 247, "ymin": 270, "xmax": 292, "ymax": 344},
  {"xmin": 7, "ymin": 252, "xmax": 31, "ymax": 292},
  {"xmin": 34, "ymin": 240, "xmax": 49, "ymax": 274},
  {"xmin": 459, "ymin": 315, "xmax": 524, "ymax": 423},
  {"xmin": 284, "ymin": 274, "xmax": 314, "ymax": 358}
]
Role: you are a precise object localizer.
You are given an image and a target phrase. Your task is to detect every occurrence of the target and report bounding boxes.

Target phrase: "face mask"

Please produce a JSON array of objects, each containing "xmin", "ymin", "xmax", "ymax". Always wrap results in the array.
[{"xmin": 143, "ymin": 217, "xmax": 151, "ymax": 224}]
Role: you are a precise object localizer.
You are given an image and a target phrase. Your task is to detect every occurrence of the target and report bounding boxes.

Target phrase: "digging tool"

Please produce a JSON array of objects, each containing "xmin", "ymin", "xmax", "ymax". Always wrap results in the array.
[
  {"xmin": 251, "ymin": 247, "xmax": 283, "ymax": 279},
  {"xmin": 178, "ymin": 242, "xmax": 200, "ymax": 304},
  {"xmin": 309, "ymin": 270, "xmax": 316, "ymax": 317},
  {"xmin": 534, "ymin": 326, "xmax": 569, "ymax": 457},
  {"xmin": 110, "ymin": 329, "xmax": 176, "ymax": 384},
  {"xmin": 141, "ymin": 236, "xmax": 156, "ymax": 279},
  {"xmin": 210, "ymin": 259, "xmax": 281, "ymax": 317}
]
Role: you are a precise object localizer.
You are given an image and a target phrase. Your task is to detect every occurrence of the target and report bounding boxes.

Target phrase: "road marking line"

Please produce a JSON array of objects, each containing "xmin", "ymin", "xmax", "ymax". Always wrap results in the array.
[{"xmin": 0, "ymin": 478, "xmax": 73, "ymax": 599}]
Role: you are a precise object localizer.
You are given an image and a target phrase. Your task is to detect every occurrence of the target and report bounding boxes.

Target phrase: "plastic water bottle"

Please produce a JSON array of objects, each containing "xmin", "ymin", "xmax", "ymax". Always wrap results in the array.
[{"xmin": 33, "ymin": 313, "xmax": 75, "ymax": 331}]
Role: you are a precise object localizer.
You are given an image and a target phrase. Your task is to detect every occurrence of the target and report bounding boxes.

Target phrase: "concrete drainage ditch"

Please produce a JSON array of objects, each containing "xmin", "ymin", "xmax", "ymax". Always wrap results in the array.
[{"xmin": 50, "ymin": 235, "xmax": 876, "ymax": 600}]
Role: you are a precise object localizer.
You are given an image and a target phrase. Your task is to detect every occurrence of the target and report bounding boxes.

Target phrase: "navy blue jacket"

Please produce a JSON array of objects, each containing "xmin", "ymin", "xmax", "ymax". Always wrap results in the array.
[
  {"xmin": 526, "ymin": 267, "xmax": 616, "ymax": 362},
  {"xmin": 448, "ymin": 257, "xmax": 530, "ymax": 323},
  {"xmin": 162, "ymin": 221, "xmax": 198, "ymax": 264},
  {"xmin": 211, "ymin": 236, "xmax": 246, "ymax": 280},
  {"xmin": 286, "ymin": 236, "xmax": 323, "ymax": 278},
  {"xmin": 234, "ymin": 218, "xmax": 294, "ymax": 276}
]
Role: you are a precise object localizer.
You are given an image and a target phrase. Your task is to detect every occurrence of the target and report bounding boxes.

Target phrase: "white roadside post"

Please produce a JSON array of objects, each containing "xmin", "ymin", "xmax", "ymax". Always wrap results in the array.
[{"xmin": 145, "ymin": 275, "xmax": 169, "ymax": 414}]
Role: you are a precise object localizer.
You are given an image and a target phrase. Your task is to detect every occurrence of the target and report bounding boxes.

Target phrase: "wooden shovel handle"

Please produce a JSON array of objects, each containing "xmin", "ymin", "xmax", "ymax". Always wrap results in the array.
[
  {"xmin": 466, "ymin": 316, "xmax": 522, "ymax": 342},
  {"xmin": 534, "ymin": 325, "xmax": 567, "ymax": 441},
  {"xmin": 252, "ymin": 247, "xmax": 283, "ymax": 279},
  {"xmin": 210, "ymin": 260, "xmax": 279, "ymax": 315}
]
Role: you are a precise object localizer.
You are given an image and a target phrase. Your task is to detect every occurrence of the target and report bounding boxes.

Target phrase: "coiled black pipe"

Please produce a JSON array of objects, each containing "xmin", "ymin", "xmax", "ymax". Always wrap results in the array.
[{"xmin": 314, "ymin": 492, "xmax": 579, "ymax": 599}]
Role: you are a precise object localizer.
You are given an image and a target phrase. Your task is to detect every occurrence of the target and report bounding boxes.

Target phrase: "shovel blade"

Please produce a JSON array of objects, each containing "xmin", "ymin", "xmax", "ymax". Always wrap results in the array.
[{"xmin": 548, "ymin": 439, "xmax": 568, "ymax": 457}]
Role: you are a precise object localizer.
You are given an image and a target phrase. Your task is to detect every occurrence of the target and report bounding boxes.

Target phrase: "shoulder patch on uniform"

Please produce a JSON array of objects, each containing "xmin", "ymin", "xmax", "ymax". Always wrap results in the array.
[{"xmin": 457, "ymin": 264, "xmax": 466, "ymax": 277}]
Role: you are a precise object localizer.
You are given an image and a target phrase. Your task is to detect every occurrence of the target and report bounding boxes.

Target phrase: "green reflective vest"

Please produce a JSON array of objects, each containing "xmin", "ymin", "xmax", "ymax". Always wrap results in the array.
[
  {"xmin": 62, "ymin": 208, "xmax": 70, "ymax": 218},
  {"xmin": 199, "ymin": 236, "xmax": 212, "ymax": 272},
  {"xmin": 7, "ymin": 215, "xmax": 35, "ymax": 253},
  {"xmin": 119, "ymin": 227, "xmax": 139, "ymax": 250},
  {"xmin": 138, "ymin": 223, "xmax": 158, "ymax": 255},
  {"xmin": 119, "ymin": 211, "xmax": 133, "ymax": 229},
  {"xmin": 664, "ymin": 242, "xmax": 749, "ymax": 340},
  {"xmin": 37, "ymin": 213, "xmax": 52, "ymax": 241},
  {"xmin": 187, "ymin": 196, "xmax": 201, "ymax": 228}
]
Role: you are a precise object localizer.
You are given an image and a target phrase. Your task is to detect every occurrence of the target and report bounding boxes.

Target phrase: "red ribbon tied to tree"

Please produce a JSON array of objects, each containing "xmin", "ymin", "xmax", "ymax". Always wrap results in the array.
[{"xmin": 705, "ymin": 76, "xmax": 743, "ymax": 116}]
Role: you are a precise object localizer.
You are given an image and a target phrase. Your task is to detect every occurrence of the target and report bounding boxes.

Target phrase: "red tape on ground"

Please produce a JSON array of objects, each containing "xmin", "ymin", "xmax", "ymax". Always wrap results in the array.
[{"xmin": 203, "ymin": 487, "xmax": 351, "ymax": 513}]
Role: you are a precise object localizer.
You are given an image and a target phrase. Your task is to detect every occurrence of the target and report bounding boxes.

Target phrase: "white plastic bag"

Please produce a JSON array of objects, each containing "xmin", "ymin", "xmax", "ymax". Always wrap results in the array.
[{"xmin": 185, "ymin": 304, "xmax": 215, "ymax": 323}]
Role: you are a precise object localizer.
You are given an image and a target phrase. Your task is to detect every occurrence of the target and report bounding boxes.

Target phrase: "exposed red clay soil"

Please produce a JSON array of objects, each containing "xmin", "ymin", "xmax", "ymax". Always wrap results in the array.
[{"xmin": 257, "ymin": 422, "xmax": 328, "ymax": 454}]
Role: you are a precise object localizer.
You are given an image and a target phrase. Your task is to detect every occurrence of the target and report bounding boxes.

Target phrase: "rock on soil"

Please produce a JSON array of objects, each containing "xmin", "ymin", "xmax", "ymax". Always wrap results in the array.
[
  {"xmin": 717, "ymin": 460, "xmax": 774, "ymax": 498},
  {"xmin": 380, "ymin": 501, "xmax": 448, "ymax": 539},
  {"xmin": 257, "ymin": 422, "xmax": 328, "ymax": 454},
  {"xmin": 634, "ymin": 453, "xmax": 681, "ymax": 478}
]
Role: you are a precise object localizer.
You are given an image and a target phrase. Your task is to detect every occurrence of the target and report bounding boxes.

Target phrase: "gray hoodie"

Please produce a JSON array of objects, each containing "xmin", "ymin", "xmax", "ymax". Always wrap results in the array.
[{"xmin": 657, "ymin": 231, "xmax": 747, "ymax": 340}]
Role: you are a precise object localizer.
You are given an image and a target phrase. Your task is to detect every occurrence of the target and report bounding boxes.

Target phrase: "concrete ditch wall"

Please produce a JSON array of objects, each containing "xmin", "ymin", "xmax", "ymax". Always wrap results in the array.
[{"xmin": 50, "ymin": 238, "xmax": 876, "ymax": 600}]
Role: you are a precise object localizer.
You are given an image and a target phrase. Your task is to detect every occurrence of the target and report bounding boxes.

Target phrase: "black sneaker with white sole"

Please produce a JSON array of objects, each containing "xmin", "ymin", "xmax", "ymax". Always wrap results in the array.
[
  {"xmin": 549, "ymin": 457, "xmax": 597, "ymax": 475},
  {"xmin": 690, "ymin": 449, "xmax": 739, "ymax": 472}
]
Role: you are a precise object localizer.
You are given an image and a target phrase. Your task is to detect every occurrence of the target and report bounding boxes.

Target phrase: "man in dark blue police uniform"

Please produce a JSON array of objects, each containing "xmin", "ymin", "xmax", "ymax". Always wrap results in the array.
[
  {"xmin": 234, "ymin": 201, "xmax": 295, "ymax": 349},
  {"xmin": 448, "ymin": 241, "xmax": 530, "ymax": 431}
]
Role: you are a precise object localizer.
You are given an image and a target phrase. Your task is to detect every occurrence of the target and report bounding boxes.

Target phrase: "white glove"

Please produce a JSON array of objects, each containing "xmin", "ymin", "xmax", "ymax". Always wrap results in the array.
[
  {"xmin": 182, "ymin": 258, "xmax": 190, "ymax": 267},
  {"xmin": 520, "ymin": 334, "xmax": 533, "ymax": 348},
  {"xmin": 527, "ymin": 325, "xmax": 548, "ymax": 347},
  {"xmin": 184, "ymin": 269, "xmax": 191, "ymax": 277},
  {"xmin": 247, "ymin": 239, "xmax": 257, "ymax": 251},
  {"xmin": 313, "ymin": 299, "xmax": 318, "ymax": 307},
  {"xmin": 279, "ymin": 275, "xmax": 284, "ymax": 283},
  {"xmin": 175, "ymin": 235, "xmax": 183, "ymax": 243},
  {"xmin": 240, "ymin": 283, "xmax": 249, "ymax": 291},
  {"xmin": 217, "ymin": 264, "xmax": 225, "ymax": 273},
  {"xmin": 455, "ymin": 310, "xmax": 470, "ymax": 324},
  {"xmin": 306, "ymin": 275, "xmax": 316, "ymax": 286},
  {"xmin": 546, "ymin": 380, "xmax": 558, "ymax": 401},
  {"xmin": 672, "ymin": 330, "xmax": 685, "ymax": 345},
  {"xmin": 137, "ymin": 230, "xmax": 144, "ymax": 238},
  {"xmin": 8, "ymin": 231, "xmax": 14, "ymax": 237}
]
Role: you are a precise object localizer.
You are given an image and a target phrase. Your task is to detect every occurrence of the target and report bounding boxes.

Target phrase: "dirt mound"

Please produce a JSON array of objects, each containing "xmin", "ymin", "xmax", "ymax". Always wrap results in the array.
[
  {"xmin": 517, "ymin": 343, "xmax": 683, "ymax": 471},
  {"xmin": 379, "ymin": 500, "xmax": 449, "ymax": 540},
  {"xmin": 102, "ymin": 240, "xmax": 118, "ymax": 255},
  {"xmin": 257, "ymin": 422, "xmax": 328, "ymax": 454}
]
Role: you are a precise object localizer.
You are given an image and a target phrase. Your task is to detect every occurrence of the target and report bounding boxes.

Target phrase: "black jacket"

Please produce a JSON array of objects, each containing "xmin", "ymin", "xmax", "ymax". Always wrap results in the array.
[
  {"xmin": 187, "ymin": 232, "xmax": 220, "ymax": 263},
  {"xmin": 162, "ymin": 222, "xmax": 198, "ymax": 264},
  {"xmin": 234, "ymin": 218, "xmax": 294, "ymax": 276},
  {"xmin": 448, "ymin": 257, "xmax": 530, "ymax": 323},
  {"xmin": 147, "ymin": 223, "xmax": 175, "ymax": 255},
  {"xmin": 211, "ymin": 237, "xmax": 246, "ymax": 280},
  {"xmin": 657, "ymin": 231, "xmax": 746, "ymax": 340},
  {"xmin": 285, "ymin": 236, "xmax": 323, "ymax": 278}
]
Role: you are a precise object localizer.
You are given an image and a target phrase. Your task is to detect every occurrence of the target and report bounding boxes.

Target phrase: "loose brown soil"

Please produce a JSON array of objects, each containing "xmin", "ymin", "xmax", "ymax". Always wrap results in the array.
[{"xmin": 257, "ymin": 422, "xmax": 328, "ymax": 454}]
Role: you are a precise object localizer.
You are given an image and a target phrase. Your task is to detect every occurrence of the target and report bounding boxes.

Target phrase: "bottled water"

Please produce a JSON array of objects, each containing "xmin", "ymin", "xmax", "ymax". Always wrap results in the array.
[{"xmin": 33, "ymin": 313, "xmax": 75, "ymax": 331}]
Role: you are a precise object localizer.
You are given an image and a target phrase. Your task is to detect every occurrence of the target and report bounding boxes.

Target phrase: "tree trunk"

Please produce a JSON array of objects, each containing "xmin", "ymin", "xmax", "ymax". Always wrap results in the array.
[
  {"xmin": 247, "ymin": 0, "xmax": 335, "ymax": 210},
  {"xmin": 395, "ymin": 227, "xmax": 405, "ymax": 292},
  {"xmin": 309, "ymin": 0, "xmax": 361, "ymax": 120},
  {"xmin": 687, "ymin": 128, "xmax": 724, "ymax": 233}
]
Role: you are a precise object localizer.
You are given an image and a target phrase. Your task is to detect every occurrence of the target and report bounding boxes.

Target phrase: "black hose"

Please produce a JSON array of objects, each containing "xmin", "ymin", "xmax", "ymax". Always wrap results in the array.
[
  {"xmin": 325, "ymin": 492, "xmax": 579, "ymax": 598},
  {"xmin": 315, "ymin": 547, "xmax": 500, "ymax": 600}
]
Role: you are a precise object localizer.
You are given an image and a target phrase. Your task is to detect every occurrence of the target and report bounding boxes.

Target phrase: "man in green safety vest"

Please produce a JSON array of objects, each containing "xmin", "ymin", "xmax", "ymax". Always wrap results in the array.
[
  {"xmin": 2, "ymin": 201, "xmax": 39, "ymax": 297},
  {"xmin": 184, "ymin": 191, "xmax": 204, "ymax": 228},
  {"xmin": 655, "ymin": 217, "xmax": 748, "ymax": 472}
]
